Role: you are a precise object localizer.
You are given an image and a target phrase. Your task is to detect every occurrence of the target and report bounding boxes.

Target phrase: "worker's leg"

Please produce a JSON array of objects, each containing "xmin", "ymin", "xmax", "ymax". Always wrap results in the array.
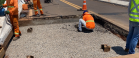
[
  {"xmin": 19, "ymin": 31, "xmax": 21, "ymax": 35},
  {"xmin": 9, "ymin": 15, "xmax": 14, "ymax": 27},
  {"xmin": 11, "ymin": 15, "xmax": 21, "ymax": 36},
  {"xmin": 33, "ymin": 0, "xmax": 38, "ymax": 15},
  {"xmin": 126, "ymin": 21, "xmax": 134, "ymax": 49},
  {"xmin": 128, "ymin": 22, "xmax": 139, "ymax": 54},
  {"xmin": 9, "ymin": 15, "xmax": 15, "ymax": 35},
  {"xmin": 12, "ymin": 15, "xmax": 20, "ymax": 37},
  {"xmin": 37, "ymin": 0, "xmax": 43, "ymax": 14},
  {"xmin": 78, "ymin": 19, "xmax": 86, "ymax": 31}
]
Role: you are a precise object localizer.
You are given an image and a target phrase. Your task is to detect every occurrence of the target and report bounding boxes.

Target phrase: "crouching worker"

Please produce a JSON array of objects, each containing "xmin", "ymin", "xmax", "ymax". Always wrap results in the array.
[
  {"xmin": 78, "ymin": 10, "xmax": 95, "ymax": 32},
  {"xmin": 0, "ymin": 0, "xmax": 21, "ymax": 41}
]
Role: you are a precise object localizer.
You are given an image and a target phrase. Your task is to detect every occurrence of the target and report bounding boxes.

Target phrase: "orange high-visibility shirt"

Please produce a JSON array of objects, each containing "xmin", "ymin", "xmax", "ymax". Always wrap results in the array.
[
  {"xmin": 83, "ymin": 12, "xmax": 95, "ymax": 29},
  {"xmin": 3, "ymin": 0, "xmax": 18, "ymax": 15}
]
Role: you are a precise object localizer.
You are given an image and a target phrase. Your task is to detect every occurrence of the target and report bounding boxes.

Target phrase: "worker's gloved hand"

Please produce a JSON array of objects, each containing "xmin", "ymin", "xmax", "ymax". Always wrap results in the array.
[{"xmin": 5, "ymin": 11, "xmax": 10, "ymax": 14}]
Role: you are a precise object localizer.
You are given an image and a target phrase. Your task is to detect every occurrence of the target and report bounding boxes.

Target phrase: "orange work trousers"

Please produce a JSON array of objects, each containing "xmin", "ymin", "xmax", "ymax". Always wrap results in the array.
[
  {"xmin": 9, "ymin": 15, "xmax": 20, "ymax": 37},
  {"xmin": 33, "ymin": 0, "xmax": 44, "ymax": 15}
]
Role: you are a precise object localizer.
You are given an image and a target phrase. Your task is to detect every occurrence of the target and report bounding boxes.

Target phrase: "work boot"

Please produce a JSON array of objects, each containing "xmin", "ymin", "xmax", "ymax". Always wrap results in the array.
[
  {"xmin": 13, "ymin": 37, "xmax": 20, "ymax": 41},
  {"xmin": 41, "ymin": 14, "xmax": 46, "ymax": 16},
  {"xmin": 77, "ymin": 29, "xmax": 82, "ymax": 32},
  {"xmin": 19, "ymin": 31, "xmax": 22, "ymax": 36},
  {"xmin": 92, "ymin": 30, "xmax": 94, "ymax": 32},
  {"xmin": 32, "ymin": 14, "xmax": 40, "ymax": 17},
  {"xmin": 27, "ymin": 27, "xmax": 33, "ymax": 33},
  {"xmin": 124, "ymin": 48, "xmax": 129, "ymax": 52}
]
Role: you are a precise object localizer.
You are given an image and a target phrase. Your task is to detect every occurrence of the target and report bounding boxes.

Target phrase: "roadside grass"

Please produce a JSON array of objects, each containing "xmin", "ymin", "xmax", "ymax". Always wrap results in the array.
[{"xmin": 0, "ymin": 0, "xmax": 6, "ymax": 5}]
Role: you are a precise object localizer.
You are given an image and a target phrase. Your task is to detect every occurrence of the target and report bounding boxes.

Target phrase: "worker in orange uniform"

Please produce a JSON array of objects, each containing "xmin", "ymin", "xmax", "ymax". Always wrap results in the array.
[
  {"xmin": 0, "ymin": 0, "xmax": 21, "ymax": 41},
  {"xmin": 32, "ymin": 0, "xmax": 45, "ymax": 17},
  {"xmin": 78, "ymin": 10, "xmax": 95, "ymax": 32}
]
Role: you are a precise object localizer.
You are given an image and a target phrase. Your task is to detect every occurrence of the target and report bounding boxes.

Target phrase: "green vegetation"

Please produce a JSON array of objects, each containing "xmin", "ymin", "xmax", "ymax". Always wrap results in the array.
[{"xmin": 0, "ymin": 0, "xmax": 6, "ymax": 5}]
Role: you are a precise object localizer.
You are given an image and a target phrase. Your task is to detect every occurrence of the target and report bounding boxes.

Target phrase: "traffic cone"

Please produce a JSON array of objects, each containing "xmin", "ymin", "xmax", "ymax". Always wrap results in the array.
[
  {"xmin": 82, "ymin": 0, "xmax": 87, "ymax": 10},
  {"xmin": 77, "ymin": 0, "xmax": 87, "ymax": 11}
]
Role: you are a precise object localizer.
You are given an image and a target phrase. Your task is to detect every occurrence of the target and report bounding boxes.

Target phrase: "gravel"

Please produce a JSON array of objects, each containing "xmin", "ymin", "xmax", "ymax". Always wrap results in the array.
[{"xmin": 5, "ymin": 22, "xmax": 139, "ymax": 58}]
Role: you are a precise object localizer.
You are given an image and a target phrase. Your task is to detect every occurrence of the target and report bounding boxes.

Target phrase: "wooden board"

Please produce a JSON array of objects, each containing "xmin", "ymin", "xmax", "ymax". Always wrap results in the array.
[
  {"xmin": 111, "ymin": 53, "xmax": 139, "ymax": 58},
  {"xmin": 2, "ymin": 30, "xmax": 13, "ymax": 50},
  {"xmin": 0, "ymin": 29, "xmax": 13, "ymax": 58},
  {"xmin": 0, "ymin": 47, "xmax": 5, "ymax": 58}
]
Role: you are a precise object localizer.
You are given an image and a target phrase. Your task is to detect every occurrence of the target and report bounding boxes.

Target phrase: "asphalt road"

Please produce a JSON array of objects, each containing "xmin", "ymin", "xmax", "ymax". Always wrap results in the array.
[
  {"xmin": 33, "ymin": 0, "xmax": 82, "ymax": 16},
  {"xmin": 58, "ymin": 0, "xmax": 129, "ymax": 31},
  {"xmin": 121, "ymin": 0, "xmax": 129, "ymax": 2},
  {"xmin": 32, "ymin": 0, "xmax": 129, "ymax": 31}
]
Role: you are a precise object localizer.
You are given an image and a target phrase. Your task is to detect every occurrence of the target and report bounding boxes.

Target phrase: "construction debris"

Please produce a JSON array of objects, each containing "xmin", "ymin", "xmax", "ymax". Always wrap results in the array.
[
  {"xmin": 101, "ymin": 44, "xmax": 111, "ymax": 52},
  {"xmin": 27, "ymin": 27, "xmax": 33, "ymax": 33},
  {"xmin": 0, "ymin": 47, "xmax": 5, "ymax": 58},
  {"xmin": 74, "ymin": 24, "xmax": 78, "ymax": 28},
  {"xmin": 27, "ymin": 55, "xmax": 34, "ymax": 58}
]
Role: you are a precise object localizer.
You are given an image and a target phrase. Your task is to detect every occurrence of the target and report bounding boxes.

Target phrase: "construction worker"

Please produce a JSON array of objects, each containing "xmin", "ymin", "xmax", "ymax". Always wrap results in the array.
[
  {"xmin": 0, "ymin": 0, "xmax": 21, "ymax": 41},
  {"xmin": 78, "ymin": 10, "xmax": 95, "ymax": 32},
  {"xmin": 125, "ymin": 0, "xmax": 139, "ymax": 54},
  {"xmin": 32, "ymin": 0, "xmax": 45, "ymax": 17}
]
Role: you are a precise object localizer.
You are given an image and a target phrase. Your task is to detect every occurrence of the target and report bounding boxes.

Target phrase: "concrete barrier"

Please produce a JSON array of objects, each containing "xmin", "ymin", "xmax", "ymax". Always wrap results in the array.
[
  {"xmin": 0, "ymin": 0, "xmax": 25, "ymax": 57},
  {"xmin": 0, "ymin": 15, "xmax": 12, "ymax": 45},
  {"xmin": 0, "ymin": 0, "xmax": 25, "ymax": 45}
]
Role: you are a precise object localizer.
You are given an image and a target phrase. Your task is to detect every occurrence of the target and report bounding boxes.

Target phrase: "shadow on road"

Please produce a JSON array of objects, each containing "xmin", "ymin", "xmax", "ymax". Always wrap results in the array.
[
  {"xmin": 82, "ymin": 27, "xmax": 94, "ymax": 33},
  {"xmin": 74, "ymin": 24, "xmax": 94, "ymax": 33},
  {"xmin": 112, "ymin": 46, "xmax": 128, "ymax": 55}
]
